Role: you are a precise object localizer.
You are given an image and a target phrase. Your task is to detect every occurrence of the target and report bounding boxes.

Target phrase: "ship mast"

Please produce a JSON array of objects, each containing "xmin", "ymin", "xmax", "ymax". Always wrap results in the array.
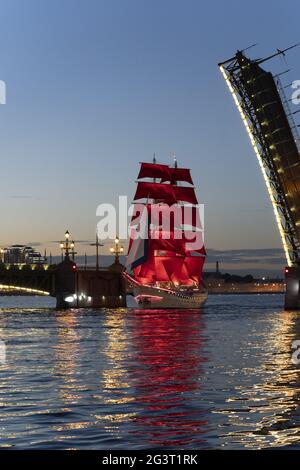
[
  {"xmin": 127, "ymin": 159, "xmax": 205, "ymax": 286},
  {"xmin": 173, "ymin": 154, "xmax": 177, "ymax": 169}
]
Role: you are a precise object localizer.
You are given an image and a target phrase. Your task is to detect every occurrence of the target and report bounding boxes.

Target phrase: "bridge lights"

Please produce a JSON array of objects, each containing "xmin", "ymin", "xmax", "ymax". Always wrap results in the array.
[
  {"xmin": 60, "ymin": 230, "xmax": 76, "ymax": 261},
  {"xmin": 219, "ymin": 63, "xmax": 292, "ymax": 267},
  {"xmin": 110, "ymin": 236, "xmax": 124, "ymax": 263}
]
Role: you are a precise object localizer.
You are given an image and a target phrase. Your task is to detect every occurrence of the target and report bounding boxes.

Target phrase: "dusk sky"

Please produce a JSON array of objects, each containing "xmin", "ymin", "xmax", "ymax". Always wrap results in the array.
[{"xmin": 0, "ymin": 0, "xmax": 299, "ymax": 272}]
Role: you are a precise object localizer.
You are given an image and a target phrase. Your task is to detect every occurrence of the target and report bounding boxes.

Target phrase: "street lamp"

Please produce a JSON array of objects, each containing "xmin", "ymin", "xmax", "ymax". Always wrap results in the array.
[
  {"xmin": 70, "ymin": 240, "xmax": 76, "ymax": 260},
  {"xmin": 90, "ymin": 234, "xmax": 104, "ymax": 271},
  {"xmin": 60, "ymin": 230, "xmax": 76, "ymax": 260},
  {"xmin": 110, "ymin": 236, "xmax": 124, "ymax": 263}
]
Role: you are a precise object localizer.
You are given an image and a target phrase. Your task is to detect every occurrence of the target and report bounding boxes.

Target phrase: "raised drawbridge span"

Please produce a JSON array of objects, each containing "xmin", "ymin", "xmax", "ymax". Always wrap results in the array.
[
  {"xmin": 219, "ymin": 45, "xmax": 300, "ymax": 267},
  {"xmin": 219, "ymin": 45, "xmax": 300, "ymax": 308}
]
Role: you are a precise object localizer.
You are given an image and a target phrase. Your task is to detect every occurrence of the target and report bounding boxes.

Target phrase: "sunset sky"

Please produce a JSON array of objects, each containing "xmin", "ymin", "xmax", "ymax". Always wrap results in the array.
[{"xmin": 0, "ymin": 0, "xmax": 299, "ymax": 274}]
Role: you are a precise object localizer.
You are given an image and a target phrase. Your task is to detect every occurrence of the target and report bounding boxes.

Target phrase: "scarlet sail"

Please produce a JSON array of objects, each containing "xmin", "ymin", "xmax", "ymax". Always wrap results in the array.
[
  {"xmin": 162, "ymin": 167, "xmax": 194, "ymax": 185},
  {"xmin": 174, "ymin": 186, "xmax": 198, "ymax": 205},
  {"xmin": 127, "ymin": 159, "xmax": 206, "ymax": 294},
  {"xmin": 137, "ymin": 162, "xmax": 171, "ymax": 180},
  {"xmin": 134, "ymin": 181, "xmax": 176, "ymax": 204}
]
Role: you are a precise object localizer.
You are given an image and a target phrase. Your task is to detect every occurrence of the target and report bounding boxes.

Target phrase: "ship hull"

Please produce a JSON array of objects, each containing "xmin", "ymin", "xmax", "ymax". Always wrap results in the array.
[{"xmin": 133, "ymin": 284, "xmax": 207, "ymax": 309}]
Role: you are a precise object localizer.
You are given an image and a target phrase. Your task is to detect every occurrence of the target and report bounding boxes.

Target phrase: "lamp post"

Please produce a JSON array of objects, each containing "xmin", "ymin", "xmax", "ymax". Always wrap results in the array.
[
  {"xmin": 70, "ymin": 240, "xmax": 76, "ymax": 261},
  {"xmin": 90, "ymin": 234, "xmax": 104, "ymax": 271},
  {"xmin": 60, "ymin": 230, "xmax": 76, "ymax": 261},
  {"xmin": 110, "ymin": 236, "xmax": 124, "ymax": 263}
]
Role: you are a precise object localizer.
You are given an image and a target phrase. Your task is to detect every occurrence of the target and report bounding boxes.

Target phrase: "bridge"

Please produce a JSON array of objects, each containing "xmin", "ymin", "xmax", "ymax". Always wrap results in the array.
[
  {"xmin": 219, "ymin": 45, "xmax": 300, "ymax": 309},
  {"xmin": 0, "ymin": 234, "xmax": 126, "ymax": 308},
  {"xmin": 0, "ymin": 264, "xmax": 53, "ymax": 296}
]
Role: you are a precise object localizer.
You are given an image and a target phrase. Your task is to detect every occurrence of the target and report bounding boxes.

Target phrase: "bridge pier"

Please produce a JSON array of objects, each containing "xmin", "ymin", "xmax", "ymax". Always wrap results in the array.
[
  {"xmin": 54, "ymin": 259, "xmax": 126, "ymax": 309},
  {"xmin": 56, "ymin": 294, "xmax": 73, "ymax": 309},
  {"xmin": 285, "ymin": 266, "xmax": 300, "ymax": 310},
  {"xmin": 53, "ymin": 258, "xmax": 76, "ymax": 308},
  {"xmin": 0, "ymin": 251, "xmax": 127, "ymax": 309}
]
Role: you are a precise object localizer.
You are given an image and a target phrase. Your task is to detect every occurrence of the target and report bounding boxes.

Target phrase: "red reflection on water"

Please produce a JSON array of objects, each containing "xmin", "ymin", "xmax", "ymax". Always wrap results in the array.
[{"xmin": 129, "ymin": 309, "xmax": 208, "ymax": 448}]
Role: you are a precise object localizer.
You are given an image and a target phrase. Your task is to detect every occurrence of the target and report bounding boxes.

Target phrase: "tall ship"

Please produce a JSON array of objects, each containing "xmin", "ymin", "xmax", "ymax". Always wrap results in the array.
[{"xmin": 125, "ymin": 158, "xmax": 207, "ymax": 309}]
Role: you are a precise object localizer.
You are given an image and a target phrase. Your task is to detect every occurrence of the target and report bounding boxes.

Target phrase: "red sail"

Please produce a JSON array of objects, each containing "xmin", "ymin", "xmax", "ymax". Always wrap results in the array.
[
  {"xmin": 128, "ymin": 161, "xmax": 205, "ymax": 286},
  {"xmin": 184, "ymin": 256, "xmax": 205, "ymax": 284},
  {"xmin": 150, "ymin": 204, "xmax": 201, "ymax": 230},
  {"xmin": 149, "ymin": 229, "xmax": 205, "ymax": 254},
  {"xmin": 134, "ymin": 257, "xmax": 170, "ymax": 283},
  {"xmin": 133, "ymin": 254, "xmax": 204, "ymax": 286},
  {"xmin": 149, "ymin": 238, "xmax": 186, "ymax": 255},
  {"xmin": 183, "ymin": 230, "xmax": 206, "ymax": 254},
  {"xmin": 150, "ymin": 204, "xmax": 182, "ymax": 229},
  {"xmin": 162, "ymin": 257, "xmax": 185, "ymax": 284},
  {"xmin": 138, "ymin": 162, "xmax": 171, "ymax": 180},
  {"xmin": 174, "ymin": 186, "xmax": 198, "ymax": 204},
  {"xmin": 189, "ymin": 244, "xmax": 206, "ymax": 255},
  {"xmin": 133, "ymin": 265, "xmax": 151, "ymax": 284},
  {"xmin": 161, "ymin": 168, "xmax": 194, "ymax": 185},
  {"xmin": 134, "ymin": 182, "xmax": 176, "ymax": 204},
  {"xmin": 162, "ymin": 256, "xmax": 194, "ymax": 285}
]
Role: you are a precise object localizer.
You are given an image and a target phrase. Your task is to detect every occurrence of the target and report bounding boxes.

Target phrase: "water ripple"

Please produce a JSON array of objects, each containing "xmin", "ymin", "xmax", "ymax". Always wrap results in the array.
[{"xmin": 0, "ymin": 294, "xmax": 300, "ymax": 449}]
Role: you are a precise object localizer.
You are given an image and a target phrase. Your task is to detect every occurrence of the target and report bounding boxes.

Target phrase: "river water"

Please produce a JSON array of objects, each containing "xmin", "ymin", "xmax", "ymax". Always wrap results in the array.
[{"xmin": 0, "ymin": 294, "xmax": 300, "ymax": 450}]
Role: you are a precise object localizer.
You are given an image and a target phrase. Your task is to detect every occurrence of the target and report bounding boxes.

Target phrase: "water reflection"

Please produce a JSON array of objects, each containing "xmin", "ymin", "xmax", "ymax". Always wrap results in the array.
[
  {"xmin": 102, "ymin": 310, "xmax": 130, "ymax": 398},
  {"xmin": 128, "ymin": 310, "xmax": 208, "ymax": 448},
  {"xmin": 217, "ymin": 310, "xmax": 300, "ymax": 449},
  {"xmin": 53, "ymin": 311, "xmax": 81, "ymax": 404},
  {"xmin": 97, "ymin": 310, "xmax": 137, "ymax": 433},
  {"xmin": 2, "ymin": 295, "xmax": 300, "ymax": 449}
]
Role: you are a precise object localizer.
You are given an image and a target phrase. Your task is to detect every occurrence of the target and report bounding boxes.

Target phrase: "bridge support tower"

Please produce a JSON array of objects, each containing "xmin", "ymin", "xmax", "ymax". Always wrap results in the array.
[{"xmin": 284, "ymin": 266, "xmax": 300, "ymax": 310}]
